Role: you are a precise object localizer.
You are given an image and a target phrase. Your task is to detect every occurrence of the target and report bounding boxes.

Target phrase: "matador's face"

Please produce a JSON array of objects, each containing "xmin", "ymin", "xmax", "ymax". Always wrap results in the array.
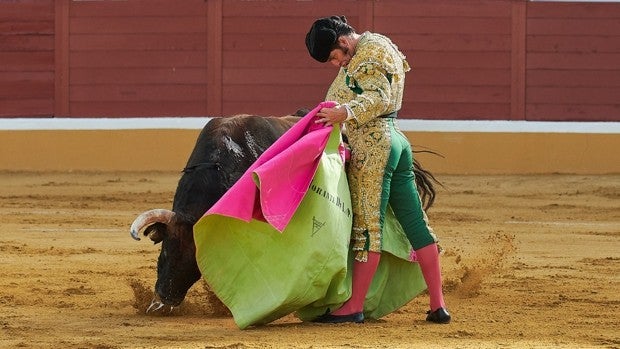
[{"xmin": 328, "ymin": 38, "xmax": 355, "ymax": 68}]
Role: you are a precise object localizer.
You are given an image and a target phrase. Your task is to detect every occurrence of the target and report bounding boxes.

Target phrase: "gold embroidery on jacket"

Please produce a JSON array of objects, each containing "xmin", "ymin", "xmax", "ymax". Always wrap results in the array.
[
  {"xmin": 324, "ymin": 32, "xmax": 410, "ymax": 262},
  {"xmin": 325, "ymin": 32, "xmax": 410, "ymax": 127}
]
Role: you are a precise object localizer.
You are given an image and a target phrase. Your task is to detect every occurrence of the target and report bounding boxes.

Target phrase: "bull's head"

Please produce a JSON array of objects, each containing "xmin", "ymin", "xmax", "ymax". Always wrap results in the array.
[
  {"xmin": 130, "ymin": 209, "xmax": 201, "ymax": 313},
  {"xmin": 127, "ymin": 113, "xmax": 309, "ymax": 315}
]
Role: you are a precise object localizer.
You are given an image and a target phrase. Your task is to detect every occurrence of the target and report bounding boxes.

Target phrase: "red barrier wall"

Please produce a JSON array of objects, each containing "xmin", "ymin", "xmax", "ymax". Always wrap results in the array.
[
  {"xmin": 1, "ymin": 0, "xmax": 619, "ymax": 121},
  {"xmin": 0, "ymin": 0, "xmax": 54, "ymax": 117}
]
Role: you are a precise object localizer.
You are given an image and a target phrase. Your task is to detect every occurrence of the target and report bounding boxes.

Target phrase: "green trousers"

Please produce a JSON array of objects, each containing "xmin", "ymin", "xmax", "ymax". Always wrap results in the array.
[{"xmin": 380, "ymin": 119, "xmax": 435, "ymax": 250}]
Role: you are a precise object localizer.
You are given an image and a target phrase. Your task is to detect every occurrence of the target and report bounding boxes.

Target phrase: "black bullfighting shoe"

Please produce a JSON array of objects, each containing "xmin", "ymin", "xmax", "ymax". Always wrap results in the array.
[
  {"xmin": 312, "ymin": 310, "xmax": 364, "ymax": 324},
  {"xmin": 426, "ymin": 307, "xmax": 451, "ymax": 324}
]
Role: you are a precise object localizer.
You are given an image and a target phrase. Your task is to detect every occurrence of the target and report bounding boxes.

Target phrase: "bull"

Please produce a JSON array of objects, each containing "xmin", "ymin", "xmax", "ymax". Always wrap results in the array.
[{"xmin": 130, "ymin": 111, "xmax": 439, "ymax": 313}]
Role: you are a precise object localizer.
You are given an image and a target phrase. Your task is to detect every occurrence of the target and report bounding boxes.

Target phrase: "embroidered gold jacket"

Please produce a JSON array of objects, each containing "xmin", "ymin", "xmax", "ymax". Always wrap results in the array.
[{"xmin": 325, "ymin": 31, "xmax": 411, "ymax": 126}]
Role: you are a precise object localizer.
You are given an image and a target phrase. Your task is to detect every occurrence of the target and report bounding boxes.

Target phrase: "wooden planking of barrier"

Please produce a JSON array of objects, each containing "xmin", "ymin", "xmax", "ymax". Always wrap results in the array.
[
  {"xmin": 1, "ymin": 0, "xmax": 619, "ymax": 121},
  {"xmin": 0, "ymin": 0, "xmax": 54, "ymax": 117},
  {"xmin": 526, "ymin": 2, "xmax": 620, "ymax": 121}
]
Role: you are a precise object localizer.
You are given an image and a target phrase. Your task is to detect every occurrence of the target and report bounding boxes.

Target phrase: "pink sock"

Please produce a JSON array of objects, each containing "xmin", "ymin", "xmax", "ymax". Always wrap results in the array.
[
  {"xmin": 415, "ymin": 243, "xmax": 446, "ymax": 311},
  {"xmin": 332, "ymin": 251, "xmax": 381, "ymax": 315}
]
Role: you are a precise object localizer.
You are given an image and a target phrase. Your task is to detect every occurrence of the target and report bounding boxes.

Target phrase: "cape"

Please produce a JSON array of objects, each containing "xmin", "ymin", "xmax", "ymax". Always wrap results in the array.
[
  {"xmin": 194, "ymin": 102, "xmax": 427, "ymax": 329},
  {"xmin": 204, "ymin": 101, "xmax": 341, "ymax": 232}
]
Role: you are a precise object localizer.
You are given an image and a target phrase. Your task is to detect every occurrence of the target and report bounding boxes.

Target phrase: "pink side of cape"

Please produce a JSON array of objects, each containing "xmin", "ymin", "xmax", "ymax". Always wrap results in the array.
[{"xmin": 203, "ymin": 101, "xmax": 337, "ymax": 232}]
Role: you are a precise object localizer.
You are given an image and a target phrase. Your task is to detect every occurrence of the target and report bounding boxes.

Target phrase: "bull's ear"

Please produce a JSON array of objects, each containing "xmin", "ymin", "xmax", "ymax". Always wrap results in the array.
[
  {"xmin": 144, "ymin": 222, "xmax": 168, "ymax": 244},
  {"xmin": 293, "ymin": 108, "xmax": 310, "ymax": 116}
]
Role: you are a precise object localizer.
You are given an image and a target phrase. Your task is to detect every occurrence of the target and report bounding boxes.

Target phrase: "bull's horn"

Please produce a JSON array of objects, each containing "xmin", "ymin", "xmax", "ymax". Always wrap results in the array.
[{"xmin": 130, "ymin": 209, "xmax": 175, "ymax": 241}]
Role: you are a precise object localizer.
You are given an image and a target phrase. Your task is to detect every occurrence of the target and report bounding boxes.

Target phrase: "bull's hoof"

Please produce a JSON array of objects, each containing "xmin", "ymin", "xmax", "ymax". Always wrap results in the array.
[{"xmin": 146, "ymin": 298, "xmax": 175, "ymax": 314}]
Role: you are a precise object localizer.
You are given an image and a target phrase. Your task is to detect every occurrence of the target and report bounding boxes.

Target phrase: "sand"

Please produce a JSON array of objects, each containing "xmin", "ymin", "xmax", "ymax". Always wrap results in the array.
[{"xmin": 0, "ymin": 171, "xmax": 618, "ymax": 349}]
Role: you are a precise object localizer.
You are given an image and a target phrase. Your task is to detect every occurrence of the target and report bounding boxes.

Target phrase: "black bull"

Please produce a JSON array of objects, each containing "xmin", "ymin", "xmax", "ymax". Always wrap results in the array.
[{"xmin": 130, "ymin": 112, "xmax": 438, "ymax": 313}]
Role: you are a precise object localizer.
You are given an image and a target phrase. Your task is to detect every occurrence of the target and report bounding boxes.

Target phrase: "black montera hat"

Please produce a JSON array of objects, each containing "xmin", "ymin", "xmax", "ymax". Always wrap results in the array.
[{"xmin": 305, "ymin": 16, "xmax": 347, "ymax": 63}]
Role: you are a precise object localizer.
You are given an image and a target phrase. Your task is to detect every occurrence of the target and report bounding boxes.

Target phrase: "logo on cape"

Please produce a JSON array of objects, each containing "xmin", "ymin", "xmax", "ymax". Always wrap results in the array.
[{"xmin": 311, "ymin": 216, "xmax": 325, "ymax": 236}]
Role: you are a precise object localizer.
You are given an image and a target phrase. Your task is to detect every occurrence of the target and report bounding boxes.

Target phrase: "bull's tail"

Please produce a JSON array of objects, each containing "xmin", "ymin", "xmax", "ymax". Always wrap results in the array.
[{"xmin": 413, "ymin": 150, "xmax": 443, "ymax": 211}]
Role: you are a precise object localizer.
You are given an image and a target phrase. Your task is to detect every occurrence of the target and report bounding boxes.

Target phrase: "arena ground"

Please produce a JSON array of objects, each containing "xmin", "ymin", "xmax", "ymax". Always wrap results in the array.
[{"xmin": 0, "ymin": 171, "xmax": 618, "ymax": 348}]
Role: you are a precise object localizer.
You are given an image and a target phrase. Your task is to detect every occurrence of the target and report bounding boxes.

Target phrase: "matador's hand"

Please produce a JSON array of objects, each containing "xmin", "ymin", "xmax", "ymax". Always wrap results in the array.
[{"xmin": 315, "ymin": 104, "xmax": 348, "ymax": 126}]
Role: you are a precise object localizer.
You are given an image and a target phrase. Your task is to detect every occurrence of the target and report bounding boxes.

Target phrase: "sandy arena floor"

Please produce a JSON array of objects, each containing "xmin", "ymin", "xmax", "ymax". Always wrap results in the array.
[{"xmin": 0, "ymin": 171, "xmax": 618, "ymax": 349}]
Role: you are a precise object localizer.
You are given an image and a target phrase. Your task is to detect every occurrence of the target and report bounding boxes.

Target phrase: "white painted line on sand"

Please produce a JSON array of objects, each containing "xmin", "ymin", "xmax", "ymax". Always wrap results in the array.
[
  {"xmin": 505, "ymin": 221, "xmax": 618, "ymax": 228},
  {"xmin": 19, "ymin": 228, "xmax": 122, "ymax": 232}
]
